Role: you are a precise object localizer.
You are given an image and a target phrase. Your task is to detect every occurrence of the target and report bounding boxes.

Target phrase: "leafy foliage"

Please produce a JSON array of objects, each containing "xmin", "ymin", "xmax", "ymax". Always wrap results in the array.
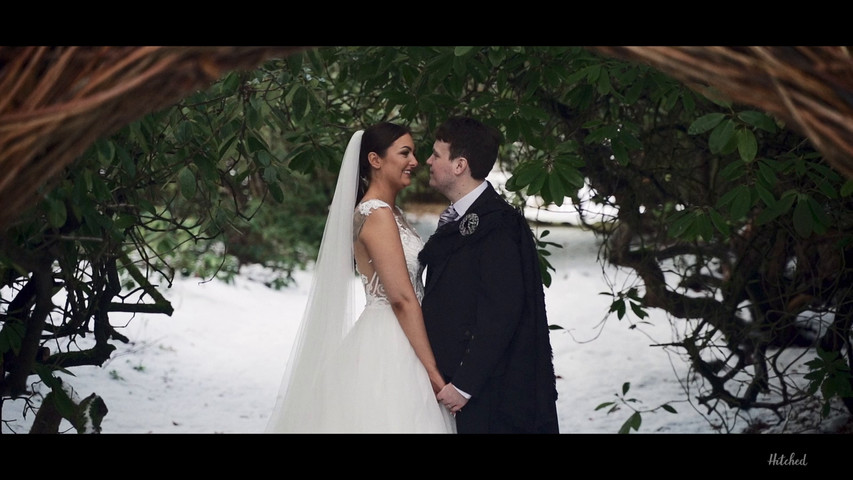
[
  {"xmin": 805, "ymin": 348, "xmax": 853, "ymax": 416},
  {"xmin": 595, "ymin": 381, "xmax": 678, "ymax": 434}
]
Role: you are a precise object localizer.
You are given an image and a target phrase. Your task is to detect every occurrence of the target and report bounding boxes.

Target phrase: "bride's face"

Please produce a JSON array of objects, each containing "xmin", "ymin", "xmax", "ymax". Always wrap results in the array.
[{"xmin": 377, "ymin": 133, "xmax": 418, "ymax": 189}]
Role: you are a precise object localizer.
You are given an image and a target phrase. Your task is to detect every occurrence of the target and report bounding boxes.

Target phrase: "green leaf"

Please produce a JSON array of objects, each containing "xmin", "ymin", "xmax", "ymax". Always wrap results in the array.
[
  {"xmin": 554, "ymin": 163, "xmax": 585, "ymax": 191},
  {"xmin": 618, "ymin": 412, "xmax": 642, "ymax": 434},
  {"xmin": 756, "ymin": 192, "xmax": 795, "ymax": 225},
  {"xmin": 486, "ymin": 48, "xmax": 505, "ymax": 67},
  {"xmin": 585, "ymin": 124, "xmax": 619, "ymax": 145},
  {"xmin": 268, "ymin": 182, "xmax": 284, "ymax": 203},
  {"xmin": 292, "ymin": 86, "xmax": 309, "ymax": 121},
  {"xmin": 546, "ymin": 174, "xmax": 567, "ymax": 207},
  {"xmin": 730, "ymin": 185, "xmax": 752, "ymax": 220},
  {"xmin": 117, "ymin": 145, "xmax": 136, "ymax": 177},
  {"xmin": 662, "ymin": 404, "xmax": 678, "ymax": 414},
  {"xmin": 736, "ymin": 128, "xmax": 758, "ymax": 162},
  {"xmin": 194, "ymin": 155, "xmax": 219, "ymax": 183},
  {"xmin": 597, "ymin": 68, "xmax": 612, "ymax": 95},
  {"xmin": 716, "ymin": 187, "xmax": 739, "ymax": 209},
  {"xmin": 610, "ymin": 298, "xmax": 626, "ymax": 319},
  {"xmin": 46, "ymin": 198, "xmax": 67, "ymax": 229},
  {"xmin": 541, "ymin": 268, "xmax": 552, "ymax": 288},
  {"xmin": 511, "ymin": 163, "xmax": 541, "ymax": 188},
  {"xmin": 221, "ymin": 71, "xmax": 241, "ymax": 93},
  {"xmin": 719, "ymin": 159, "xmax": 746, "ymax": 181},
  {"xmin": 667, "ymin": 210, "xmax": 694, "ymax": 239},
  {"xmin": 755, "ymin": 183, "xmax": 776, "ymax": 208},
  {"xmin": 113, "ymin": 214, "xmax": 136, "ymax": 230},
  {"xmin": 263, "ymin": 166, "xmax": 278, "ymax": 183},
  {"xmin": 454, "ymin": 46, "xmax": 474, "ymax": 56},
  {"xmin": 611, "ymin": 142, "xmax": 629, "ymax": 166},
  {"xmin": 178, "ymin": 167, "xmax": 196, "ymax": 200},
  {"xmin": 256, "ymin": 149, "xmax": 273, "ymax": 168},
  {"xmin": 629, "ymin": 301, "xmax": 648, "ymax": 319},
  {"xmin": 586, "ymin": 64, "xmax": 601, "ymax": 83},
  {"xmin": 757, "ymin": 160, "xmax": 778, "ymax": 185},
  {"xmin": 0, "ymin": 321, "xmax": 25, "ymax": 356},
  {"xmin": 629, "ymin": 411, "xmax": 642, "ymax": 430},
  {"xmin": 616, "ymin": 131, "xmax": 643, "ymax": 151},
  {"xmin": 624, "ymin": 76, "xmax": 645, "ymax": 104},
  {"xmin": 247, "ymin": 136, "xmax": 267, "ymax": 155},
  {"xmin": 137, "ymin": 198, "xmax": 156, "ymax": 215},
  {"xmin": 688, "ymin": 113, "xmax": 726, "ymax": 135},
  {"xmin": 708, "ymin": 119, "xmax": 736, "ymax": 154},
  {"xmin": 526, "ymin": 171, "xmax": 548, "ymax": 197},
  {"xmin": 708, "ymin": 208, "xmax": 731, "ymax": 237},
  {"xmin": 737, "ymin": 110, "xmax": 778, "ymax": 133},
  {"xmin": 792, "ymin": 196, "xmax": 813, "ymax": 237},
  {"xmin": 175, "ymin": 119, "xmax": 193, "ymax": 143},
  {"xmin": 696, "ymin": 214, "xmax": 714, "ymax": 241},
  {"xmin": 288, "ymin": 150, "xmax": 315, "ymax": 175},
  {"xmin": 96, "ymin": 139, "xmax": 115, "ymax": 165},
  {"xmin": 806, "ymin": 196, "xmax": 830, "ymax": 234}
]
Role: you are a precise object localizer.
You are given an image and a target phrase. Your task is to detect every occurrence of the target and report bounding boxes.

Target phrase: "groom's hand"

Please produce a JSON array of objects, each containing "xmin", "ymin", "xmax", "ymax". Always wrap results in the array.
[{"xmin": 437, "ymin": 383, "xmax": 469, "ymax": 414}]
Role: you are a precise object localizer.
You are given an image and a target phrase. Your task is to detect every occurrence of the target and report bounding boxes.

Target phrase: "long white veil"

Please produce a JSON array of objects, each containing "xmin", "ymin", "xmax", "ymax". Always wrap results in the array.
[{"xmin": 265, "ymin": 130, "xmax": 363, "ymax": 432}]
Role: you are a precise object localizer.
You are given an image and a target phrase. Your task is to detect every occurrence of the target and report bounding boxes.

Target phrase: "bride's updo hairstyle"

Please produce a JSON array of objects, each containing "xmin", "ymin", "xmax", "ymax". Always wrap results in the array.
[{"xmin": 356, "ymin": 122, "xmax": 411, "ymax": 202}]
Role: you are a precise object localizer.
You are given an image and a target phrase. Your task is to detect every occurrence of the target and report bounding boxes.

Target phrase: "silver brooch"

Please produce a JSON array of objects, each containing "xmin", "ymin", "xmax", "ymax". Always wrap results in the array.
[{"xmin": 459, "ymin": 213, "xmax": 479, "ymax": 236}]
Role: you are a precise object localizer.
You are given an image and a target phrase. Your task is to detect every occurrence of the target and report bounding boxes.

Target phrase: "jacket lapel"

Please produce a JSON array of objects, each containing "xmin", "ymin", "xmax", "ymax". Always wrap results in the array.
[{"xmin": 420, "ymin": 183, "xmax": 504, "ymax": 294}]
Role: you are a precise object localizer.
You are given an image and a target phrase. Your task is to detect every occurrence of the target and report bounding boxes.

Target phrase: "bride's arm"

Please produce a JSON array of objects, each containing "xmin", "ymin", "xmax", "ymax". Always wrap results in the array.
[{"xmin": 356, "ymin": 207, "xmax": 446, "ymax": 394}]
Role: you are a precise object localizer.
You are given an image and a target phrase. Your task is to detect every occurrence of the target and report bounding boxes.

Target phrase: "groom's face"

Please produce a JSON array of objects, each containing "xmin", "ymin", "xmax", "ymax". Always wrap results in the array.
[{"xmin": 426, "ymin": 140, "xmax": 457, "ymax": 197}]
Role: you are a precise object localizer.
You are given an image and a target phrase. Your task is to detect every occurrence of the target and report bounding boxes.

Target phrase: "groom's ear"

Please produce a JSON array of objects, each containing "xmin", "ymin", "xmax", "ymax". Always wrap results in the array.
[{"xmin": 454, "ymin": 156, "xmax": 468, "ymax": 175}]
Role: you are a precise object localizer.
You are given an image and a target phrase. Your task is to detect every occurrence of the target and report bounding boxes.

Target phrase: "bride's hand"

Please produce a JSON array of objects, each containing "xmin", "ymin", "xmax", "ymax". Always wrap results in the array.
[
  {"xmin": 428, "ymin": 370, "xmax": 446, "ymax": 395},
  {"xmin": 437, "ymin": 383, "xmax": 468, "ymax": 414}
]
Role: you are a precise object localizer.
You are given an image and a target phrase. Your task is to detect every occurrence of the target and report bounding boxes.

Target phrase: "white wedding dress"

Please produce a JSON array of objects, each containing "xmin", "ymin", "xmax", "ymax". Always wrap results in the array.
[{"xmin": 271, "ymin": 199, "xmax": 456, "ymax": 433}]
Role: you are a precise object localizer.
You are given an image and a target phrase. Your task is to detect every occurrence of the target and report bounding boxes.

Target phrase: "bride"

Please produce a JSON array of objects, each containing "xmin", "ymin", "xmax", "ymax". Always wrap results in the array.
[{"xmin": 265, "ymin": 122, "xmax": 456, "ymax": 433}]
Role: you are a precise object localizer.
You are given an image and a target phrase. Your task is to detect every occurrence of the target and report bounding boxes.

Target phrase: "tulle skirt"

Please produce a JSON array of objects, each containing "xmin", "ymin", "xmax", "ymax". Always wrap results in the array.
[{"xmin": 300, "ymin": 303, "xmax": 456, "ymax": 433}]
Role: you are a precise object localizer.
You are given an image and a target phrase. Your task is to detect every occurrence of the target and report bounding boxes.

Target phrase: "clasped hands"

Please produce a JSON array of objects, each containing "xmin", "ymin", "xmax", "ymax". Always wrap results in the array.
[{"xmin": 437, "ymin": 382, "xmax": 468, "ymax": 415}]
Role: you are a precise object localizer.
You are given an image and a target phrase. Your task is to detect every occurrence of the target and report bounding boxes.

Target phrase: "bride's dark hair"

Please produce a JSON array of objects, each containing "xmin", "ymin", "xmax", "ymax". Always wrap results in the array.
[{"xmin": 356, "ymin": 122, "xmax": 411, "ymax": 202}]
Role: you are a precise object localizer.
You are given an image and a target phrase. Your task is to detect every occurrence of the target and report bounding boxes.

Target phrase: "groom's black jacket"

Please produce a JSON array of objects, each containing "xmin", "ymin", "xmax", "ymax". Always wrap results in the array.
[{"xmin": 419, "ymin": 183, "xmax": 558, "ymax": 433}]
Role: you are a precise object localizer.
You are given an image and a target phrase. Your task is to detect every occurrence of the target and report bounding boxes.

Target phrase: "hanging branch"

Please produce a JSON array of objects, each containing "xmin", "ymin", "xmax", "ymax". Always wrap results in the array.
[
  {"xmin": 0, "ymin": 46, "xmax": 310, "ymax": 232},
  {"xmin": 588, "ymin": 46, "xmax": 853, "ymax": 179}
]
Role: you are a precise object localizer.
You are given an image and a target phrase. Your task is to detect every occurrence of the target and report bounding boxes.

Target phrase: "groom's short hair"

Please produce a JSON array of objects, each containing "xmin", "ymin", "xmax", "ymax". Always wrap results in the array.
[{"xmin": 435, "ymin": 116, "xmax": 502, "ymax": 180}]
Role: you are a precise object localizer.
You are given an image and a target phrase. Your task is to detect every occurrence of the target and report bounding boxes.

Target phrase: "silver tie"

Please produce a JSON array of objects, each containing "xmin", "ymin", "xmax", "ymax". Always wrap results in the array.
[{"xmin": 438, "ymin": 205, "xmax": 457, "ymax": 228}]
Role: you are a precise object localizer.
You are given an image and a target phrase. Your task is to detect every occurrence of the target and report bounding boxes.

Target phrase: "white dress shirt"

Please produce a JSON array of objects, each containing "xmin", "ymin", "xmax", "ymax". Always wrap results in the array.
[{"xmin": 448, "ymin": 181, "xmax": 488, "ymax": 221}]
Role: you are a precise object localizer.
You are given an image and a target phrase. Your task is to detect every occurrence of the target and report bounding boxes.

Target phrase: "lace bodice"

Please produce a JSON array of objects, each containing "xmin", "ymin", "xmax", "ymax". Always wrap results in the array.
[{"xmin": 354, "ymin": 199, "xmax": 424, "ymax": 306}]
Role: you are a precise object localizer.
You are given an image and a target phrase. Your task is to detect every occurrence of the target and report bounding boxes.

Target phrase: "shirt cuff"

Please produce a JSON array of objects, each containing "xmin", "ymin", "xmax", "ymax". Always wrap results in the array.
[{"xmin": 454, "ymin": 385, "xmax": 471, "ymax": 399}]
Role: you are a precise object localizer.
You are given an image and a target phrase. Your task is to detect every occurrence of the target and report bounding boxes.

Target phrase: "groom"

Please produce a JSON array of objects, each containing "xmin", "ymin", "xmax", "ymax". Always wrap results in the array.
[{"xmin": 418, "ymin": 116, "xmax": 559, "ymax": 433}]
